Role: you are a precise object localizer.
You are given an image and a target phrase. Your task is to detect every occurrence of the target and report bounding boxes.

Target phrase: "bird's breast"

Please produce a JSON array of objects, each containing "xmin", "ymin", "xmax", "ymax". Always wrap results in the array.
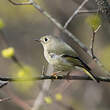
[{"xmin": 44, "ymin": 50, "xmax": 74, "ymax": 71}]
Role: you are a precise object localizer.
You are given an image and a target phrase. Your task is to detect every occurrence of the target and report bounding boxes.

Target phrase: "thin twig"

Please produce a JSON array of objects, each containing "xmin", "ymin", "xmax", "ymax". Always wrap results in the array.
[
  {"xmin": 90, "ymin": 25, "xmax": 101, "ymax": 59},
  {"xmin": 78, "ymin": 9, "xmax": 98, "ymax": 13},
  {"xmin": 89, "ymin": 25, "xmax": 109, "ymax": 75},
  {"xmin": 8, "ymin": 0, "xmax": 32, "ymax": 5},
  {"xmin": 11, "ymin": 56, "xmax": 23, "ymax": 69},
  {"xmin": 64, "ymin": 0, "xmax": 89, "ymax": 28},
  {"xmin": 91, "ymin": 30, "xmax": 96, "ymax": 59}
]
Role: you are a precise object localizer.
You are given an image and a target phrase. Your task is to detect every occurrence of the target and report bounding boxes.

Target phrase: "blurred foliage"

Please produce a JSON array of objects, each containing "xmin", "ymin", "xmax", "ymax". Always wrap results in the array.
[
  {"xmin": 86, "ymin": 14, "xmax": 101, "ymax": 31},
  {"xmin": 44, "ymin": 96, "xmax": 53, "ymax": 104},
  {"xmin": 55, "ymin": 93, "xmax": 62, "ymax": 101},
  {"xmin": 13, "ymin": 65, "xmax": 37, "ymax": 92},
  {"xmin": 1, "ymin": 47, "xmax": 15, "ymax": 58}
]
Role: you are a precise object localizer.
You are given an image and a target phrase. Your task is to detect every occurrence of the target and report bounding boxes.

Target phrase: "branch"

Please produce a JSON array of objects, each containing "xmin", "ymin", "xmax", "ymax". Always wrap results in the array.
[
  {"xmin": 64, "ymin": 0, "xmax": 89, "ymax": 28},
  {"xmin": 0, "ymin": 75, "xmax": 110, "ymax": 82},
  {"xmin": 90, "ymin": 25, "xmax": 101, "ymax": 59}
]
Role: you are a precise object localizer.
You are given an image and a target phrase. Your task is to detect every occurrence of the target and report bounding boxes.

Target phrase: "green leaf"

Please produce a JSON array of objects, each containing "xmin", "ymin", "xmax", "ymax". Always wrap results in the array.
[{"xmin": 86, "ymin": 14, "xmax": 101, "ymax": 31}]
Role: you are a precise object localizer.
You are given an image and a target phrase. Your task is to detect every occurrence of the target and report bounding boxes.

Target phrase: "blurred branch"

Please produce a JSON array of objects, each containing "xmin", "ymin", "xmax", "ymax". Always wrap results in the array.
[
  {"xmin": 64, "ymin": 0, "xmax": 88, "ymax": 28},
  {"xmin": 32, "ymin": 65, "xmax": 53, "ymax": 110},
  {"xmin": 0, "ymin": 75, "xmax": 110, "ymax": 82},
  {"xmin": 32, "ymin": 79, "xmax": 51, "ymax": 110},
  {"xmin": 55, "ymin": 101, "xmax": 75, "ymax": 110},
  {"xmin": 6, "ymin": 89, "xmax": 31, "ymax": 110},
  {"xmin": 0, "ymin": 81, "xmax": 8, "ymax": 88}
]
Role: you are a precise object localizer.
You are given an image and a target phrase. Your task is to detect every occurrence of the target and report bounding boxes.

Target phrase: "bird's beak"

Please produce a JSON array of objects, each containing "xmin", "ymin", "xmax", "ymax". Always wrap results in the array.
[{"xmin": 34, "ymin": 39, "xmax": 41, "ymax": 42}]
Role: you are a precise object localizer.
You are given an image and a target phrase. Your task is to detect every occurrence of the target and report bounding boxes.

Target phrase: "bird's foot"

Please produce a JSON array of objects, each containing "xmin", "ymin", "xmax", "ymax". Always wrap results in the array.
[
  {"xmin": 50, "ymin": 71, "xmax": 61, "ymax": 81},
  {"xmin": 51, "ymin": 72, "xmax": 58, "ymax": 79},
  {"xmin": 66, "ymin": 71, "xmax": 71, "ymax": 82}
]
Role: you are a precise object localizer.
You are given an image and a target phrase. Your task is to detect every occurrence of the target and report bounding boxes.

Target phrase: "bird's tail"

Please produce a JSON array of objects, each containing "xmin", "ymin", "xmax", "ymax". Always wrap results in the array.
[
  {"xmin": 77, "ymin": 58, "xmax": 99, "ymax": 83},
  {"xmin": 82, "ymin": 68, "xmax": 99, "ymax": 82},
  {"xmin": 61, "ymin": 55, "xmax": 99, "ymax": 82}
]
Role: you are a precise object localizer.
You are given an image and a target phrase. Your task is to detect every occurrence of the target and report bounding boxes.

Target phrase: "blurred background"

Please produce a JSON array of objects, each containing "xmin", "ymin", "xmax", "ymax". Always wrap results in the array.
[{"xmin": 0, "ymin": 0, "xmax": 110, "ymax": 110}]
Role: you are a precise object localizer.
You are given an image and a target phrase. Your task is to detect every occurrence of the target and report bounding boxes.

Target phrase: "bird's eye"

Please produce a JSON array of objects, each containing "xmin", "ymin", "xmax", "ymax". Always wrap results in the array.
[{"xmin": 44, "ymin": 37, "xmax": 48, "ymax": 42}]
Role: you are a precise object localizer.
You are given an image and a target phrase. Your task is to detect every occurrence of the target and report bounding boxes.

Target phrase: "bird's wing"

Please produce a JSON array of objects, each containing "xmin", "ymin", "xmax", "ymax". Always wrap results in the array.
[
  {"xmin": 61, "ymin": 54, "xmax": 90, "ymax": 70},
  {"xmin": 48, "ymin": 41, "xmax": 81, "ymax": 66},
  {"xmin": 60, "ymin": 54, "xmax": 81, "ymax": 66},
  {"xmin": 61, "ymin": 54, "xmax": 99, "ymax": 82}
]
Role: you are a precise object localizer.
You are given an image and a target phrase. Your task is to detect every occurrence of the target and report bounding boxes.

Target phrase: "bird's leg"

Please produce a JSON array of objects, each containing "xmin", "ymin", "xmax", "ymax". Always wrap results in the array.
[
  {"xmin": 66, "ymin": 71, "xmax": 71, "ymax": 77},
  {"xmin": 66, "ymin": 71, "xmax": 72, "ymax": 82}
]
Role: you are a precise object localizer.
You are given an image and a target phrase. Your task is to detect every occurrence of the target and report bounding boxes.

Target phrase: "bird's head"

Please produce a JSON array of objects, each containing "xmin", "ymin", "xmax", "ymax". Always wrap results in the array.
[{"xmin": 35, "ymin": 35, "xmax": 60, "ymax": 50}]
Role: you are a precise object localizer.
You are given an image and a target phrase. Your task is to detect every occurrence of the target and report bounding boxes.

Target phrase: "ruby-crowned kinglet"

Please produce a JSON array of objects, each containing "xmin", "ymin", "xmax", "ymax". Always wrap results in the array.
[{"xmin": 35, "ymin": 35, "xmax": 99, "ymax": 82}]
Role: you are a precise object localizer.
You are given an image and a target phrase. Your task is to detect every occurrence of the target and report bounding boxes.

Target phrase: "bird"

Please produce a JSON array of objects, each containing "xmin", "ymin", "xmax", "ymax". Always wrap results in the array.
[{"xmin": 35, "ymin": 35, "xmax": 99, "ymax": 82}]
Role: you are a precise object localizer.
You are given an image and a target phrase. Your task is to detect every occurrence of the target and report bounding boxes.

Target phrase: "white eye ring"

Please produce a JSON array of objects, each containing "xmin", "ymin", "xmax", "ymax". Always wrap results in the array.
[{"xmin": 44, "ymin": 37, "xmax": 48, "ymax": 42}]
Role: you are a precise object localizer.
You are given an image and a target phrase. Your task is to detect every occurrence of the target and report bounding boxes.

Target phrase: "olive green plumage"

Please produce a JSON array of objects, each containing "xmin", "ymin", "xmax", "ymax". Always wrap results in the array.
[{"xmin": 37, "ymin": 35, "xmax": 99, "ymax": 82}]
